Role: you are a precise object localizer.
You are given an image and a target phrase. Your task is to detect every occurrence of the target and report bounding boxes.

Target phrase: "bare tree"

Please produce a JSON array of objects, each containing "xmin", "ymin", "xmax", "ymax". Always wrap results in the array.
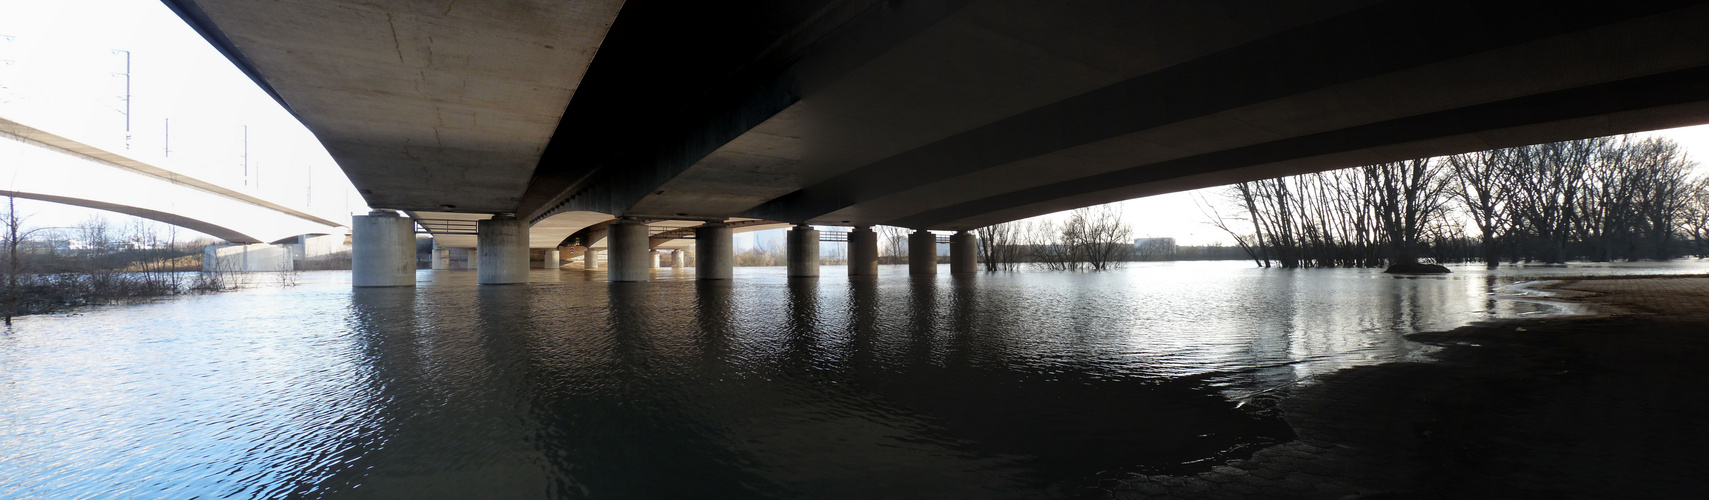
[
  {"xmin": 2, "ymin": 196, "xmax": 49, "ymax": 325},
  {"xmin": 975, "ymin": 221, "xmax": 1024, "ymax": 271},
  {"xmin": 1445, "ymin": 149, "xmax": 1514, "ymax": 268},
  {"xmin": 877, "ymin": 225, "xmax": 907, "ymax": 265},
  {"xmin": 1362, "ymin": 158, "xmax": 1451, "ymax": 266}
]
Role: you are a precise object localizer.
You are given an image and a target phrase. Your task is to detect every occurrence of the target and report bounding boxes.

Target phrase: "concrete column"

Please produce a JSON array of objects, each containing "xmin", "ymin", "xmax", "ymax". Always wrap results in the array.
[
  {"xmin": 695, "ymin": 222, "xmax": 733, "ymax": 280},
  {"xmin": 431, "ymin": 240, "xmax": 450, "ymax": 270},
  {"xmin": 352, "ymin": 211, "xmax": 416, "ymax": 287},
  {"xmin": 848, "ymin": 226, "xmax": 878, "ymax": 277},
  {"xmin": 608, "ymin": 219, "xmax": 651, "ymax": 282},
  {"xmin": 787, "ymin": 224, "xmax": 820, "ymax": 278},
  {"xmin": 650, "ymin": 250, "xmax": 662, "ymax": 269},
  {"xmin": 585, "ymin": 249, "xmax": 601, "ymax": 270},
  {"xmin": 950, "ymin": 230, "xmax": 977, "ymax": 274},
  {"xmin": 671, "ymin": 249, "xmax": 686, "ymax": 269},
  {"xmin": 476, "ymin": 215, "xmax": 528, "ymax": 285},
  {"xmin": 541, "ymin": 249, "xmax": 560, "ymax": 269},
  {"xmin": 909, "ymin": 229, "xmax": 937, "ymax": 276}
]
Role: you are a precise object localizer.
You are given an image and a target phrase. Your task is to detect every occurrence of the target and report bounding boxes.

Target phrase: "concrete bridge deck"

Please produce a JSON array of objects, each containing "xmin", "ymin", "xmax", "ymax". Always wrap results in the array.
[{"xmin": 162, "ymin": 0, "xmax": 1709, "ymax": 284}]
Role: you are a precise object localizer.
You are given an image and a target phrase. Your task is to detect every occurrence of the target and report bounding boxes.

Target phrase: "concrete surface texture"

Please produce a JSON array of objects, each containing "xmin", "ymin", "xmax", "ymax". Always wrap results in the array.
[
  {"xmin": 606, "ymin": 220, "xmax": 650, "ymax": 282},
  {"xmin": 949, "ymin": 231, "xmax": 976, "ymax": 274},
  {"xmin": 848, "ymin": 226, "xmax": 878, "ymax": 277},
  {"xmin": 694, "ymin": 223, "xmax": 733, "ymax": 280},
  {"xmin": 908, "ymin": 230, "xmax": 937, "ymax": 275},
  {"xmin": 168, "ymin": 0, "xmax": 1709, "ymax": 256},
  {"xmin": 350, "ymin": 212, "xmax": 415, "ymax": 287},
  {"xmin": 786, "ymin": 225, "xmax": 820, "ymax": 277},
  {"xmin": 475, "ymin": 217, "xmax": 528, "ymax": 284}
]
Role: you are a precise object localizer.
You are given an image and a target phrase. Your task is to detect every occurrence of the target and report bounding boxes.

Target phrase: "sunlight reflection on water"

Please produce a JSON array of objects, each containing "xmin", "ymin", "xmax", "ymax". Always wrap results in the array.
[{"xmin": 1, "ymin": 260, "xmax": 1703, "ymax": 498}]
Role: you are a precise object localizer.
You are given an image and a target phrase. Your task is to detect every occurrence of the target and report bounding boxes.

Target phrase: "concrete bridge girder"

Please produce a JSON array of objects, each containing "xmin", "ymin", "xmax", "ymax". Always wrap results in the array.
[
  {"xmin": 172, "ymin": 0, "xmax": 1709, "ymax": 237},
  {"xmin": 0, "ymin": 118, "xmax": 345, "ymax": 243}
]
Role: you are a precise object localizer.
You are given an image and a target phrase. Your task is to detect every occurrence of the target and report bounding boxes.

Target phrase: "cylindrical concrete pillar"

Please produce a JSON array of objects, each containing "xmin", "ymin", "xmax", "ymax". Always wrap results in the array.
[
  {"xmin": 542, "ymin": 249, "xmax": 560, "ymax": 269},
  {"xmin": 848, "ymin": 226, "xmax": 878, "ymax": 277},
  {"xmin": 608, "ymin": 219, "xmax": 651, "ymax": 282},
  {"xmin": 431, "ymin": 242, "xmax": 450, "ymax": 270},
  {"xmin": 477, "ymin": 216, "xmax": 528, "ymax": 284},
  {"xmin": 695, "ymin": 222, "xmax": 733, "ymax": 280},
  {"xmin": 650, "ymin": 250, "xmax": 662, "ymax": 269},
  {"xmin": 585, "ymin": 249, "xmax": 601, "ymax": 270},
  {"xmin": 787, "ymin": 224, "xmax": 820, "ymax": 278},
  {"xmin": 950, "ymin": 230, "xmax": 977, "ymax": 274},
  {"xmin": 352, "ymin": 210, "xmax": 416, "ymax": 287},
  {"xmin": 909, "ymin": 229, "xmax": 937, "ymax": 275},
  {"xmin": 671, "ymin": 249, "xmax": 686, "ymax": 269}
]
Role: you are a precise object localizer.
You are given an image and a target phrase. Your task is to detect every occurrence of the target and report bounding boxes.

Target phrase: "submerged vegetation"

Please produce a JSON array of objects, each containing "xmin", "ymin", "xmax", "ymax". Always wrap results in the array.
[{"xmin": 0, "ymin": 198, "xmax": 217, "ymax": 324}]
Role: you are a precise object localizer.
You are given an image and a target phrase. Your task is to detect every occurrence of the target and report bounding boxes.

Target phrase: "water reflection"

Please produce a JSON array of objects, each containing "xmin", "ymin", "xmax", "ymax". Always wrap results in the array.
[{"xmin": 2, "ymin": 261, "xmax": 1705, "ymax": 498}]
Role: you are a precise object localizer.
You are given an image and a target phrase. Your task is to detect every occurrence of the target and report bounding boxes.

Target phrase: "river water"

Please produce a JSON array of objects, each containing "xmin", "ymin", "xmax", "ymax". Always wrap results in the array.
[{"xmin": 3, "ymin": 260, "xmax": 1706, "ymax": 498}]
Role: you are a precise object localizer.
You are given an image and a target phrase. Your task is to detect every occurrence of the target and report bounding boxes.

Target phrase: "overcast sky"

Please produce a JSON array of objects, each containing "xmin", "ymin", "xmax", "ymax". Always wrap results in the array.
[{"xmin": 3, "ymin": 0, "xmax": 1706, "ymax": 249}]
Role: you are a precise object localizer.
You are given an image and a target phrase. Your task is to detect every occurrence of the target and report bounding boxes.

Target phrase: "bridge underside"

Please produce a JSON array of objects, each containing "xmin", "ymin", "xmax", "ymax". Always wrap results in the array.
[{"xmin": 172, "ymin": 0, "xmax": 1709, "ymax": 241}]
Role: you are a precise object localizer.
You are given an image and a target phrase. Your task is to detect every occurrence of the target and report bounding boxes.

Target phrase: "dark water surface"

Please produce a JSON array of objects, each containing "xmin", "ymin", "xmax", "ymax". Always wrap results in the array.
[{"xmin": 3, "ymin": 260, "xmax": 1706, "ymax": 498}]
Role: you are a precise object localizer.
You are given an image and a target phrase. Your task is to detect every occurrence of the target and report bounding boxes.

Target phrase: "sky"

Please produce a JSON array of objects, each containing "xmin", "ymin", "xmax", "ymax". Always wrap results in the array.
[
  {"xmin": 3, "ymin": 0, "xmax": 1707, "ymax": 249},
  {"xmin": 0, "ymin": 0, "xmax": 367, "ymax": 239}
]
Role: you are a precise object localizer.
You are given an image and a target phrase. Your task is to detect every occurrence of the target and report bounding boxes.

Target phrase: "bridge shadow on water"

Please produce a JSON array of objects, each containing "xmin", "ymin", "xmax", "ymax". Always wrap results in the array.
[{"xmin": 314, "ymin": 270, "xmax": 1295, "ymax": 499}]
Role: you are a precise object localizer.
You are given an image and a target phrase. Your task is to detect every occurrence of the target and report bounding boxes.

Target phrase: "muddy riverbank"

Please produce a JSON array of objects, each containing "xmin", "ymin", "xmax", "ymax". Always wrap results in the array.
[{"xmin": 1111, "ymin": 276, "xmax": 1709, "ymax": 499}]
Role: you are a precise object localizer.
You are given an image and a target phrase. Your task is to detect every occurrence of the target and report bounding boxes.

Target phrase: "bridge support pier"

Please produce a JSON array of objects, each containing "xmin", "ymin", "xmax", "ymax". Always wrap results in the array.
[
  {"xmin": 477, "ymin": 216, "xmax": 528, "ymax": 285},
  {"xmin": 650, "ymin": 250, "xmax": 662, "ymax": 269},
  {"xmin": 848, "ymin": 226, "xmax": 878, "ymax": 277},
  {"xmin": 608, "ymin": 219, "xmax": 651, "ymax": 282},
  {"xmin": 541, "ymin": 249, "xmax": 560, "ymax": 269},
  {"xmin": 585, "ymin": 249, "xmax": 601, "ymax": 270},
  {"xmin": 788, "ymin": 225, "xmax": 820, "ymax": 278},
  {"xmin": 695, "ymin": 222, "xmax": 732, "ymax": 280},
  {"xmin": 950, "ymin": 231, "xmax": 977, "ymax": 274},
  {"xmin": 431, "ymin": 240, "xmax": 450, "ymax": 270},
  {"xmin": 352, "ymin": 211, "xmax": 416, "ymax": 288},
  {"xmin": 671, "ymin": 249, "xmax": 685, "ymax": 269},
  {"xmin": 909, "ymin": 230, "xmax": 937, "ymax": 276}
]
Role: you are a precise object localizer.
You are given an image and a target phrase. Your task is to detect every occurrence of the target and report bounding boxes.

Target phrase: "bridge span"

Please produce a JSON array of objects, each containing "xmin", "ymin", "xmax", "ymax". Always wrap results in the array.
[
  {"xmin": 0, "ymin": 116, "xmax": 346, "ymax": 244},
  {"xmin": 162, "ymin": 0, "xmax": 1709, "ymax": 286}
]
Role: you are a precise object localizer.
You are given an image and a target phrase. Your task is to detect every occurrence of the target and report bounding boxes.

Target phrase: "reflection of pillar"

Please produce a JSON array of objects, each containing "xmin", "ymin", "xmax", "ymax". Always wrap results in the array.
[
  {"xmin": 477, "ymin": 215, "xmax": 528, "ymax": 284},
  {"xmin": 848, "ymin": 226, "xmax": 878, "ymax": 277},
  {"xmin": 950, "ymin": 230, "xmax": 977, "ymax": 274},
  {"xmin": 695, "ymin": 222, "xmax": 733, "ymax": 280},
  {"xmin": 787, "ymin": 224, "xmax": 820, "ymax": 278},
  {"xmin": 608, "ymin": 219, "xmax": 651, "ymax": 282},
  {"xmin": 585, "ymin": 249, "xmax": 601, "ymax": 270},
  {"xmin": 671, "ymin": 249, "xmax": 685, "ymax": 269},
  {"xmin": 352, "ymin": 210, "xmax": 415, "ymax": 287},
  {"xmin": 908, "ymin": 230, "xmax": 937, "ymax": 275},
  {"xmin": 541, "ymin": 249, "xmax": 560, "ymax": 269}
]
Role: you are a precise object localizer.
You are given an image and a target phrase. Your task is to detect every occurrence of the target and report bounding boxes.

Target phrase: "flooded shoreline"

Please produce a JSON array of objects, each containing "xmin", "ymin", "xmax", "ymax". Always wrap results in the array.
[{"xmin": 3, "ymin": 261, "xmax": 1706, "ymax": 498}]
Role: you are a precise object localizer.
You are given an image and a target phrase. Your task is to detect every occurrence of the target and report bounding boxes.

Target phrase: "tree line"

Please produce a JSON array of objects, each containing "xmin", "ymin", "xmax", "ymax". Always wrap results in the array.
[
  {"xmin": 1201, "ymin": 135, "xmax": 1708, "ymax": 269},
  {"xmin": 975, "ymin": 204, "xmax": 1135, "ymax": 271},
  {"xmin": 1, "ymin": 199, "xmax": 209, "ymax": 324}
]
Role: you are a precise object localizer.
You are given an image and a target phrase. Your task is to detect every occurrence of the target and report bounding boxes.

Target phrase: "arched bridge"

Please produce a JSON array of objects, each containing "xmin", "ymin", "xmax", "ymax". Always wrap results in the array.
[{"xmin": 0, "ymin": 116, "xmax": 346, "ymax": 243}]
